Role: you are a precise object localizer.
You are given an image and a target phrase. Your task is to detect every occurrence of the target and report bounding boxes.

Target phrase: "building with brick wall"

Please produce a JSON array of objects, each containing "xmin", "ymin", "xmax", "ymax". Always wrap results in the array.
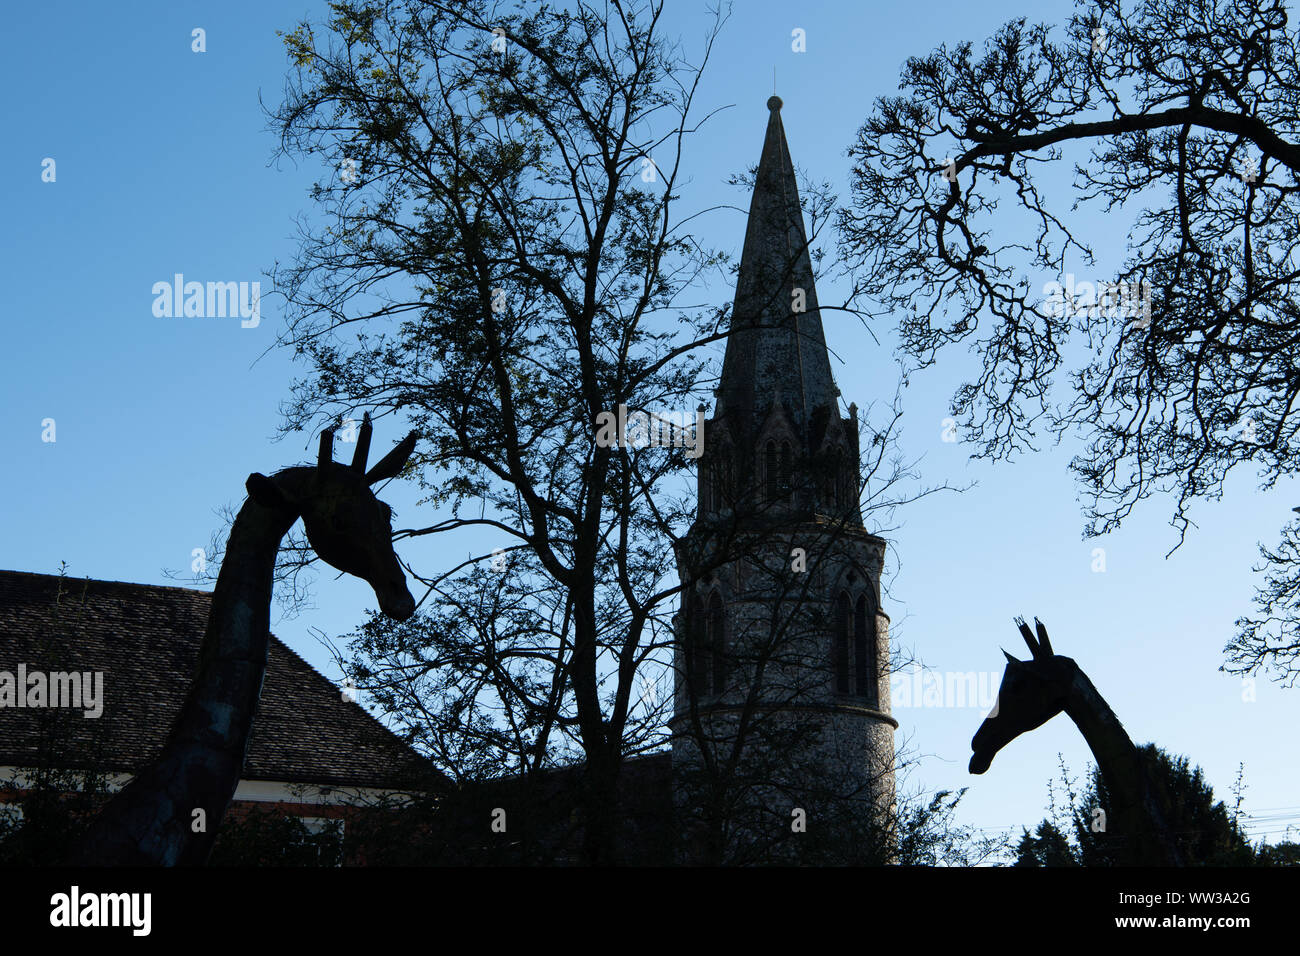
[{"xmin": 0, "ymin": 569, "xmax": 439, "ymax": 864}]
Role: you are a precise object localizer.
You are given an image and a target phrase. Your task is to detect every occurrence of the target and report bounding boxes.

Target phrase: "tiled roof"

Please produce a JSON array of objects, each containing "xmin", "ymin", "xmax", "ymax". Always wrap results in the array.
[{"xmin": 0, "ymin": 569, "xmax": 439, "ymax": 791}]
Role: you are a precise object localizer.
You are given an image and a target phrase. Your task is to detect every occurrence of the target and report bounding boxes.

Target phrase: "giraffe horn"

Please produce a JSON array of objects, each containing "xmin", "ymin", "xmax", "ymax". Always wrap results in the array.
[
  {"xmin": 366, "ymin": 430, "xmax": 418, "ymax": 485},
  {"xmin": 352, "ymin": 412, "xmax": 373, "ymax": 473},
  {"xmin": 1015, "ymin": 616, "xmax": 1041, "ymax": 658},
  {"xmin": 319, "ymin": 418, "xmax": 339, "ymax": 469},
  {"xmin": 1034, "ymin": 618, "xmax": 1053, "ymax": 656}
]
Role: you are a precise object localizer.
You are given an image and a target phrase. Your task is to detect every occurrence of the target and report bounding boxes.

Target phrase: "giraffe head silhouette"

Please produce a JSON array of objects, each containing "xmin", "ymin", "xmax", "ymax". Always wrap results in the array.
[
  {"xmin": 969, "ymin": 617, "xmax": 1075, "ymax": 774},
  {"xmin": 246, "ymin": 413, "xmax": 417, "ymax": 621}
]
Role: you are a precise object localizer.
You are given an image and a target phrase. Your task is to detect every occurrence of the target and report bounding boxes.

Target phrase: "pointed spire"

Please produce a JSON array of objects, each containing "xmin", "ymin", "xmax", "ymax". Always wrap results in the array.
[{"xmin": 717, "ymin": 97, "xmax": 838, "ymax": 437}]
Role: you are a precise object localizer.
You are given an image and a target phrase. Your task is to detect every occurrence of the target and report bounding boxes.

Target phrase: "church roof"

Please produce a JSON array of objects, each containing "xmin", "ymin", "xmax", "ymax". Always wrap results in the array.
[
  {"xmin": 0, "ymin": 569, "xmax": 439, "ymax": 791},
  {"xmin": 717, "ymin": 96, "xmax": 839, "ymax": 434}
]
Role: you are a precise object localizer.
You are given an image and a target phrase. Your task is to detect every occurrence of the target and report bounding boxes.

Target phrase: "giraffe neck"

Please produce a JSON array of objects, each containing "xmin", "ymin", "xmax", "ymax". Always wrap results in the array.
[
  {"xmin": 175, "ymin": 482, "xmax": 301, "ymax": 757},
  {"xmin": 74, "ymin": 469, "xmax": 307, "ymax": 865},
  {"xmin": 1063, "ymin": 666, "xmax": 1183, "ymax": 865}
]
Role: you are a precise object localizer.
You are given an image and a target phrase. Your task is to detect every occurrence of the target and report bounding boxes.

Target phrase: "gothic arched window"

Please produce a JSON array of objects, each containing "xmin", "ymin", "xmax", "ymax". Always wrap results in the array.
[
  {"xmin": 779, "ymin": 441, "xmax": 792, "ymax": 496},
  {"xmin": 707, "ymin": 455, "xmax": 720, "ymax": 513},
  {"xmin": 854, "ymin": 594, "xmax": 876, "ymax": 701},
  {"xmin": 833, "ymin": 592, "xmax": 851, "ymax": 694},
  {"xmin": 707, "ymin": 591, "xmax": 726, "ymax": 695},
  {"xmin": 765, "ymin": 440, "xmax": 779, "ymax": 502},
  {"xmin": 685, "ymin": 590, "xmax": 708, "ymax": 697},
  {"xmin": 825, "ymin": 449, "xmax": 840, "ymax": 508},
  {"xmin": 711, "ymin": 444, "xmax": 732, "ymax": 513}
]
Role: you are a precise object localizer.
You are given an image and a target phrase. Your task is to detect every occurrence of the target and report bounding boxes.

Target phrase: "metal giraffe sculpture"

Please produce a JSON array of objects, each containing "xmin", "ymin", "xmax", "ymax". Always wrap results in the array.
[
  {"xmin": 75, "ymin": 415, "xmax": 418, "ymax": 865},
  {"xmin": 969, "ymin": 617, "xmax": 1185, "ymax": 866}
]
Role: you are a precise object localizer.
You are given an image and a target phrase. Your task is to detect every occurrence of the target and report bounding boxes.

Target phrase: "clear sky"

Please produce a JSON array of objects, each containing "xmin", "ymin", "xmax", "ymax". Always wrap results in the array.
[{"xmin": 3, "ymin": 0, "xmax": 1297, "ymax": 855}]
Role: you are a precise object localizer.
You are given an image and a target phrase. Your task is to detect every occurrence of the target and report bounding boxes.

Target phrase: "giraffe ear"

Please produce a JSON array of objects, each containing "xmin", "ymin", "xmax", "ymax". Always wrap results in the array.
[
  {"xmin": 1002, "ymin": 649, "xmax": 1018, "ymax": 665},
  {"xmin": 246, "ymin": 473, "xmax": 295, "ymax": 511}
]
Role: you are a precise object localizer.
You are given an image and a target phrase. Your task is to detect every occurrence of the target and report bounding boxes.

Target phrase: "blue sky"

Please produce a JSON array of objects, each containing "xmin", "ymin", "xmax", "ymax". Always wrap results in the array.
[{"xmin": 3, "ymin": 0, "xmax": 1296, "ymax": 854}]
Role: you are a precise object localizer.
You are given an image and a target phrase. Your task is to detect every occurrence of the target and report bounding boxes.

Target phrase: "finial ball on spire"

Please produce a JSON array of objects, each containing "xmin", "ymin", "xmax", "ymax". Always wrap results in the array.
[{"xmin": 767, "ymin": 95, "xmax": 783, "ymax": 111}]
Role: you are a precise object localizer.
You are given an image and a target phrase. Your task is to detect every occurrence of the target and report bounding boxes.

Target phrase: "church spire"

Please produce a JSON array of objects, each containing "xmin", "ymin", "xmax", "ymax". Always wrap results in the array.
[
  {"xmin": 671, "ymin": 98, "xmax": 894, "ymax": 863},
  {"xmin": 716, "ymin": 96, "xmax": 838, "ymax": 436}
]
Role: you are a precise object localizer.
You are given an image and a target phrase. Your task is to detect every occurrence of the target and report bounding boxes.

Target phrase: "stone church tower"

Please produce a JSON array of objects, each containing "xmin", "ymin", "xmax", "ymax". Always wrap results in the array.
[{"xmin": 670, "ymin": 97, "xmax": 896, "ymax": 863}]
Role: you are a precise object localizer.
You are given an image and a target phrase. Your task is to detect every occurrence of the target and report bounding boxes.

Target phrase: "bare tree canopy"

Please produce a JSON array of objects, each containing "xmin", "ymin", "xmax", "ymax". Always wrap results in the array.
[{"xmin": 839, "ymin": 0, "xmax": 1300, "ymax": 682}]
